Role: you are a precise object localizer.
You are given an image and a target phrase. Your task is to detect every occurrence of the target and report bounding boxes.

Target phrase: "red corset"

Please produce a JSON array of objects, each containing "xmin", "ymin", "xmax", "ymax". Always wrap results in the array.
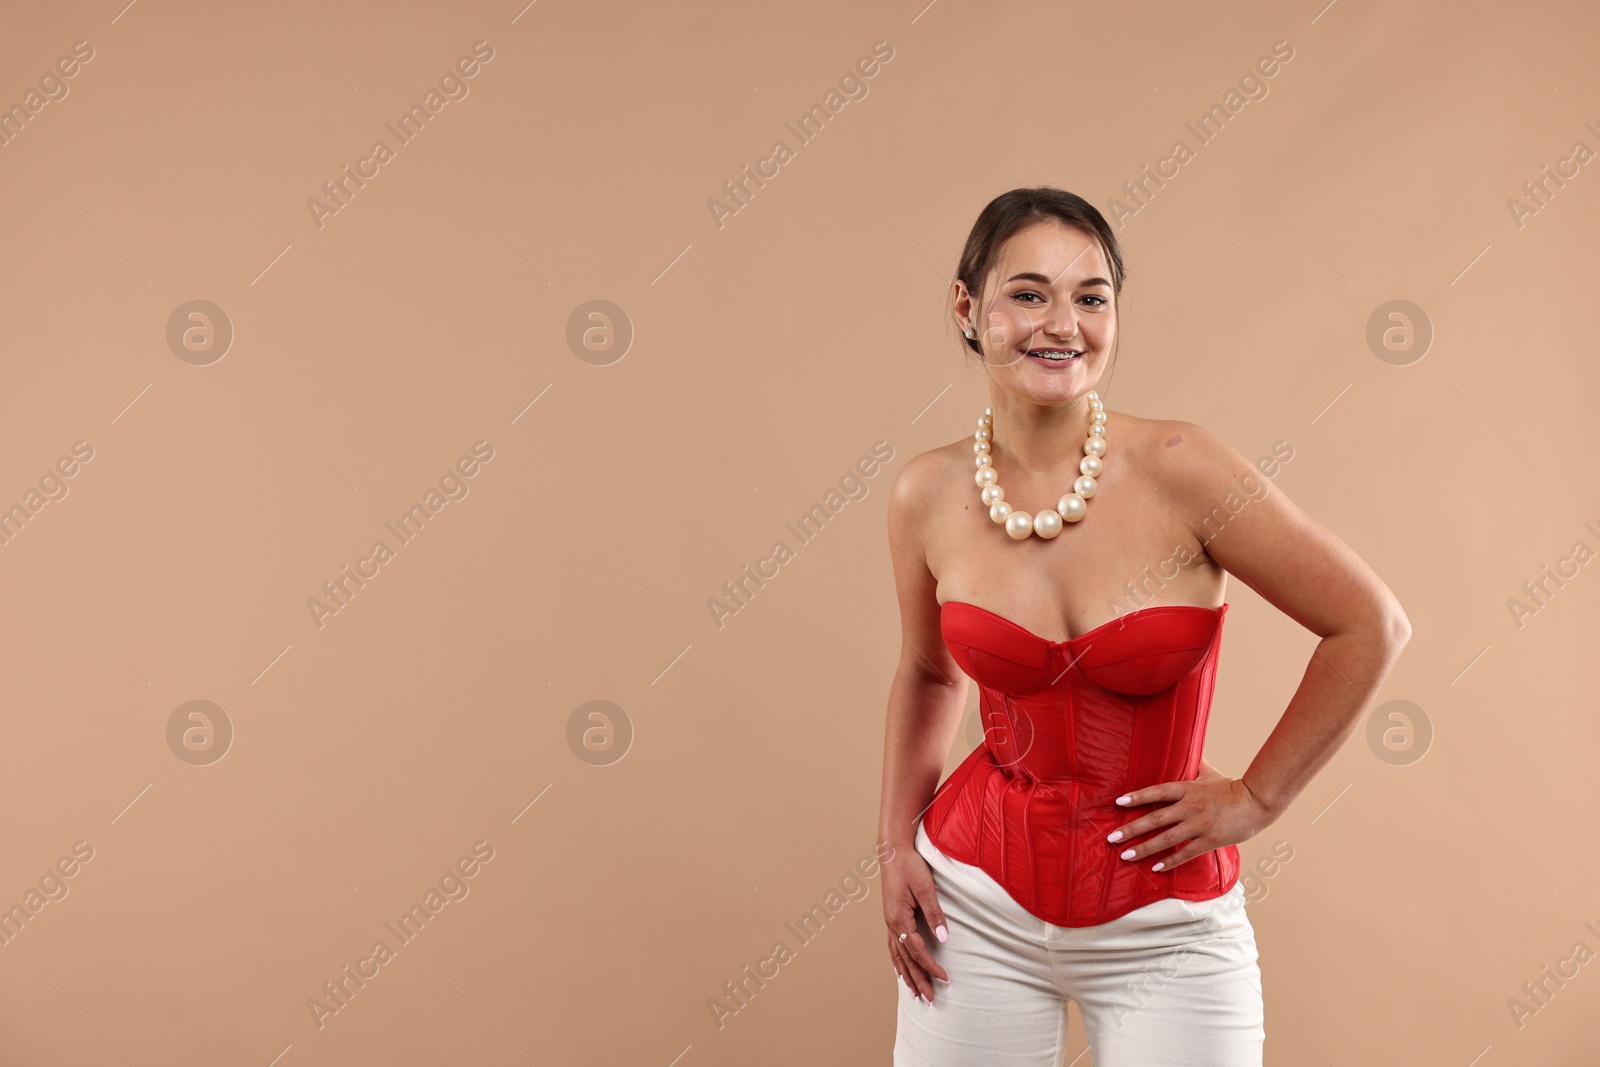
[{"xmin": 922, "ymin": 599, "xmax": 1240, "ymax": 927}]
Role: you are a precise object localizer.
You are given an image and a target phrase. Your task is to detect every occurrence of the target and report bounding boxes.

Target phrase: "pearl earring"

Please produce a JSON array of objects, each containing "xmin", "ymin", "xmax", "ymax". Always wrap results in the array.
[{"xmin": 965, "ymin": 327, "xmax": 975, "ymax": 338}]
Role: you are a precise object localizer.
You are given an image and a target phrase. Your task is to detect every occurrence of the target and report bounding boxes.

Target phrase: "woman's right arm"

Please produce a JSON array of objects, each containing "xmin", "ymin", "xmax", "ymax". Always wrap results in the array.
[{"xmin": 878, "ymin": 455, "xmax": 966, "ymax": 1003}]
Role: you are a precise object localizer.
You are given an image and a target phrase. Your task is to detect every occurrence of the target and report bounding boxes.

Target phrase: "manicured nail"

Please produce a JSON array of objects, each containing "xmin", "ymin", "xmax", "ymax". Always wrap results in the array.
[
  {"xmin": 936, "ymin": 923, "xmax": 948, "ymax": 942},
  {"xmin": 936, "ymin": 976, "xmax": 950, "ymax": 985},
  {"xmin": 1106, "ymin": 830, "xmax": 1123, "ymax": 843},
  {"xmin": 1152, "ymin": 862, "xmax": 1165, "ymax": 871},
  {"xmin": 1115, "ymin": 795, "xmax": 1131, "ymax": 805},
  {"xmin": 1120, "ymin": 848, "xmax": 1136, "ymax": 860}
]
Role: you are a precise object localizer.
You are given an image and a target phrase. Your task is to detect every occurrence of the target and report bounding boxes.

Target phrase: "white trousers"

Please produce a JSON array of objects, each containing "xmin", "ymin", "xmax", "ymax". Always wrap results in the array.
[{"xmin": 894, "ymin": 820, "xmax": 1265, "ymax": 1066}]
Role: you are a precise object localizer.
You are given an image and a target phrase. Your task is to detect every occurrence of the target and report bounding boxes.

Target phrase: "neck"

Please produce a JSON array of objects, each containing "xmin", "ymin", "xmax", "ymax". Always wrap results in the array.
[{"xmin": 988, "ymin": 396, "xmax": 1098, "ymax": 475}]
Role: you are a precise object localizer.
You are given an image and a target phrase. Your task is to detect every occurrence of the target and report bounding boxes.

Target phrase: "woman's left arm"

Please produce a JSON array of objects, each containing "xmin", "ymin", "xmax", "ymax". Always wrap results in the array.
[{"xmin": 1111, "ymin": 422, "xmax": 1413, "ymax": 871}]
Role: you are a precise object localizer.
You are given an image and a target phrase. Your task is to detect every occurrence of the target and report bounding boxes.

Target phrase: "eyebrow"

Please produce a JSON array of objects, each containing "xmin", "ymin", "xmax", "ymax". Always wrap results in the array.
[{"xmin": 1004, "ymin": 272, "xmax": 1112, "ymax": 288}]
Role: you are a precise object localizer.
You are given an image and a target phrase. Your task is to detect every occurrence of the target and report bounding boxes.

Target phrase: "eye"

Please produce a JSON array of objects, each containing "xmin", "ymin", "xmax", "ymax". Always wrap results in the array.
[
  {"xmin": 1080, "ymin": 295, "xmax": 1108, "ymax": 308},
  {"xmin": 1012, "ymin": 291, "xmax": 1044, "ymax": 304}
]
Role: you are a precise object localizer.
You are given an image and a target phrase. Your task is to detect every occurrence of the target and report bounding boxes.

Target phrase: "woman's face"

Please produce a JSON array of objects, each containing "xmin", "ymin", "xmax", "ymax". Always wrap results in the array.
[{"xmin": 956, "ymin": 221, "xmax": 1116, "ymax": 407}]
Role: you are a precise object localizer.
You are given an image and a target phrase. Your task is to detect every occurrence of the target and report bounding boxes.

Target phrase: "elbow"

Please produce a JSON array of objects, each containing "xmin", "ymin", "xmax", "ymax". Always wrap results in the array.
[{"xmin": 1383, "ymin": 600, "xmax": 1413, "ymax": 653}]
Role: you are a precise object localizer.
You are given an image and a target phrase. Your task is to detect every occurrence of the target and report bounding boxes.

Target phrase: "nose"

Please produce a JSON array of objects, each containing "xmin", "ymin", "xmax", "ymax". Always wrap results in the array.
[{"xmin": 1043, "ymin": 302, "xmax": 1080, "ymax": 342}]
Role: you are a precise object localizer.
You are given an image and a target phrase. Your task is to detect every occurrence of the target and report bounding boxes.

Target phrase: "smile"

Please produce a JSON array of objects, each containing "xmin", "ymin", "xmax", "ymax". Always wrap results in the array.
[{"xmin": 1024, "ymin": 348, "xmax": 1082, "ymax": 363}]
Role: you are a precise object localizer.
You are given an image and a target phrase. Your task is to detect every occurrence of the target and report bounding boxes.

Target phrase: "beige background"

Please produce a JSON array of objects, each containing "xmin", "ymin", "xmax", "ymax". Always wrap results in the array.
[{"xmin": 1, "ymin": 0, "xmax": 1597, "ymax": 1064}]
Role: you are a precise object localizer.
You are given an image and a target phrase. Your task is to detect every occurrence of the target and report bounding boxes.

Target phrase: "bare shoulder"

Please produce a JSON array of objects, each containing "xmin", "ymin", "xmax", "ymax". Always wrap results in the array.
[
  {"xmin": 888, "ymin": 438, "xmax": 969, "ymax": 525},
  {"xmin": 1126, "ymin": 414, "xmax": 1259, "ymax": 500}
]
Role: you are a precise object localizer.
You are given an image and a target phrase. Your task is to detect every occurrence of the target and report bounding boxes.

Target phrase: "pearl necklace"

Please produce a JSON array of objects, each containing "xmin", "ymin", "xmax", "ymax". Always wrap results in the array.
[{"xmin": 973, "ymin": 392, "xmax": 1106, "ymax": 540}]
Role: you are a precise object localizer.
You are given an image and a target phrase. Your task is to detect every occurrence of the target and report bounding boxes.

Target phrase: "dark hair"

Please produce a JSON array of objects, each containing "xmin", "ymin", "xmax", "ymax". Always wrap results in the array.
[{"xmin": 954, "ymin": 187, "xmax": 1125, "ymax": 360}]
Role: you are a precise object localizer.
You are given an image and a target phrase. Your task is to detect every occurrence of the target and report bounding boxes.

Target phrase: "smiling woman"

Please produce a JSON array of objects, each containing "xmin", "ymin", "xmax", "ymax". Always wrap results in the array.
[{"xmin": 876, "ymin": 186, "xmax": 1411, "ymax": 1066}]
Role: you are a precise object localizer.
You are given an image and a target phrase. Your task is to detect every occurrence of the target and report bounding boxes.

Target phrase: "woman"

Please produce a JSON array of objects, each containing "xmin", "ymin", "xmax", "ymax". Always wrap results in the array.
[{"xmin": 878, "ymin": 187, "xmax": 1410, "ymax": 1066}]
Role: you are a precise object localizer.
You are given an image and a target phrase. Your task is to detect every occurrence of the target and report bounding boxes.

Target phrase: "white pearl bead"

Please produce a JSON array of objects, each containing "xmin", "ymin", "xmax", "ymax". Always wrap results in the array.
[
  {"xmin": 1075, "ymin": 475, "xmax": 1097, "ymax": 499},
  {"xmin": 1090, "ymin": 399, "xmax": 1104, "ymax": 412},
  {"xmin": 1090, "ymin": 424, "xmax": 1105, "ymax": 436},
  {"xmin": 1005, "ymin": 511, "xmax": 1034, "ymax": 539},
  {"xmin": 990, "ymin": 500, "xmax": 1012, "ymax": 523},
  {"xmin": 1084, "ymin": 436, "xmax": 1107, "ymax": 457},
  {"xmin": 975, "ymin": 453, "xmax": 992, "ymax": 468},
  {"xmin": 1032, "ymin": 509, "xmax": 1063, "ymax": 538},
  {"xmin": 1091, "ymin": 409, "xmax": 1106, "ymax": 424},
  {"xmin": 976, "ymin": 467, "xmax": 998, "ymax": 487},
  {"xmin": 981, "ymin": 484, "xmax": 1005, "ymax": 506},
  {"xmin": 1079, "ymin": 455, "xmax": 1103, "ymax": 478},
  {"xmin": 1058, "ymin": 493, "xmax": 1088, "ymax": 522},
  {"xmin": 1087, "ymin": 391, "xmax": 1098, "ymax": 402},
  {"xmin": 973, "ymin": 440, "xmax": 990, "ymax": 455},
  {"xmin": 976, "ymin": 427, "xmax": 991, "ymax": 441}
]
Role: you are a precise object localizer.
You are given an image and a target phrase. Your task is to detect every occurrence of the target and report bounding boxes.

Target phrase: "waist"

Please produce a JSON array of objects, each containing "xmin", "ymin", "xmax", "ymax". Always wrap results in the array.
[{"xmin": 975, "ymin": 687, "xmax": 1211, "ymax": 784}]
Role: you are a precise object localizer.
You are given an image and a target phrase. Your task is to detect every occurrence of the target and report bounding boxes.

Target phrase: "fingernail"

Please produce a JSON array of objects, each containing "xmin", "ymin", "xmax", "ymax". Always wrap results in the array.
[
  {"xmin": 1120, "ymin": 848, "xmax": 1136, "ymax": 860},
  {"xmin": 936, "ymin": 923, "xmax": 948, "ymax": 942},
  {"xmin": 1115, "ymin": 795, "xmax": 1131, "ymax": 805},
  {"xmin": 936, "ymin": 976, "xmax": 950, "ymax": 985},
  {"xmin": 1152, "ymin": 861, "xmax": 1165, "ymax": 871},
  {"xmin": 1106, "ymin": 830, "xmax": 1123, "ymax": 843}
]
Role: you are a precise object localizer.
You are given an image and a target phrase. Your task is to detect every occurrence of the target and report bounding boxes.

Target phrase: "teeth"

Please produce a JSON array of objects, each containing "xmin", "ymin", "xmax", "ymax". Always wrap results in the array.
[{"xmin": 1028, "ymin": 350, "xmax": 1080, "ymax": 360}]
